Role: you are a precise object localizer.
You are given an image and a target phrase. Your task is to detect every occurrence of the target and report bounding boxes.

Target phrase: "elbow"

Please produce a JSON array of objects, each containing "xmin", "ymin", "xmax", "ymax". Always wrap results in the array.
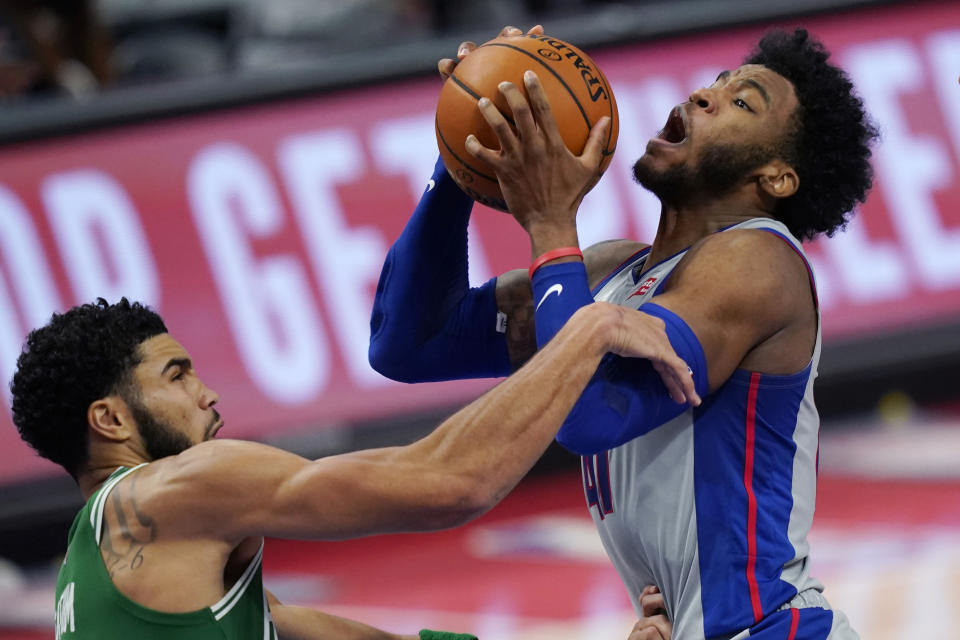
[
  {"xmin": 421, "ymin": 475, "xmax": 499, "ymax": 529},
  {"xmin": 368, "ymin": 336, "xmax": 421, "ymax": 383},
  {"xmin": 556, "ymin": 417, "xmax": 620, "ymax": 456},
  {"xmin": 367, "ymin": 293, "xmax": 416, "ymax": 382}
]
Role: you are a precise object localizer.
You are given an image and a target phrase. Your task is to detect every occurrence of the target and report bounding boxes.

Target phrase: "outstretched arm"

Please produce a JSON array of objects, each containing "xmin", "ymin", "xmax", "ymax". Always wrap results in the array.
[{"xmin": 141, "ymin": 302, "xmax": 699, "ymax": 546}]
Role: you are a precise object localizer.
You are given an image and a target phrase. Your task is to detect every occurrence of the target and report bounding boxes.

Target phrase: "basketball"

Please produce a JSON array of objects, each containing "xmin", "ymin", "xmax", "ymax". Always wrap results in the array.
[{"xmin": 435, "ymin": 34, "xmax": 619, "ymax": 212}]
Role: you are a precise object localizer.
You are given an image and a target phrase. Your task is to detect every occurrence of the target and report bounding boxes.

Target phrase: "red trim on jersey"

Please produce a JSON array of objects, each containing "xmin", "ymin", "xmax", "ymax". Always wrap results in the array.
[
  {"xmin": 787, "ymin": 607, "xmax": 800, "ymax": 640},
  {"xmin": 744, "ymin": 372, "xmax": 763, "ymax": 623},
  {"xmin": 603, "ymin": 451, "xmax": 614, "ymax": 516}
]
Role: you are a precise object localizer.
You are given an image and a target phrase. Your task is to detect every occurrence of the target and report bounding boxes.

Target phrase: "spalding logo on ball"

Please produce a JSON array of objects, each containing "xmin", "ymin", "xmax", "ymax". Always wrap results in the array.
[{"xmin": 435, "ymin": 34, "xmax": 619, "ymax": 212}]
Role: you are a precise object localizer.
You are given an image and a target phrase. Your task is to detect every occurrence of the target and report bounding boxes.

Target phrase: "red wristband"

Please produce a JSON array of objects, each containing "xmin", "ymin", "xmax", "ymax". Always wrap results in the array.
[{"xmin": 529, "ymin": 246, "xmax": 584, "ymax": 279}]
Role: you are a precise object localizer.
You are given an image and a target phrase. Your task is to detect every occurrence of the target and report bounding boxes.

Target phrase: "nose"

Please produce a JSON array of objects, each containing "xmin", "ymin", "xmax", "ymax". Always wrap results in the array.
[
  {"xmin": 198, "ymin": 380, "xmax": 219, "ymax": 410},
  {"xmin": 688, "ymin": 87, "xmax": 715, "ymax": 112}
]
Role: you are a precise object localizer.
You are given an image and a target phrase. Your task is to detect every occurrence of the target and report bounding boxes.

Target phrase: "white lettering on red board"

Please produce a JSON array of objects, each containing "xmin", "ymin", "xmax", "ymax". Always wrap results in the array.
[
  {"xmin": 842, "ymin": 35, "xmax": 960, "ymax": 291},
  {"xmin": 42, "ymin": 169, "xmax": 160, "ymax": 307},
  {"xmin": 187, "ymin": 142, "xmax": 331, "ymax": 405},
  {"xmin": 276, "ymin": 129, "xmax": 387, "ymax": 388},
  {"xmin": 2, "ymin": 26, "xmax": 960, "ymax": 415},
  {"xmin": 0, "ymin": 186, "xmax": 63, "ymax": 404}
]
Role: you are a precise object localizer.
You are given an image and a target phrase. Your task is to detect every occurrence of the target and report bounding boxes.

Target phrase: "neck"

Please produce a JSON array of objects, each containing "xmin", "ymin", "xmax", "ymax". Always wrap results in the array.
[
  {"xmin": 77, "ymin": 453, "xmax": 148, "ymax": 500},
  {"xmin": 644, "ymin": 195, "xmax": 773, "ymax": 270}
]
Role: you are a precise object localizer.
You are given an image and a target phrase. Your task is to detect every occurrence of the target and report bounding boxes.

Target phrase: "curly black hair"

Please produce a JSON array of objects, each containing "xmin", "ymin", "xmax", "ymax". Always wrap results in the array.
[
  {"xmin": 10, "ymin": 298, "xmax": 167, "ymax": 478},
  {"xmin": 745, "ymin": 28, "xmax": 879, "ymax": 240}
]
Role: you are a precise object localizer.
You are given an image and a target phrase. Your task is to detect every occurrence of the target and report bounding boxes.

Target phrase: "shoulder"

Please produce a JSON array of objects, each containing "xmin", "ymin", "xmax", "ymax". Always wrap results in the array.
[
  {"xmin": 653, "ymin": 225, "xmax": 816, "ymax": 386},
  {"xmin": 144, "ymin": 439, "xmax": 304, "ymax": 495},
  {"xmin": 671, "ymin": 227, "xmax": 809, "ymax": 301},
  {"xmin": 656, "ymin": 226, "xmax": 814, "ymax": 345},
  {"xmin": 129, "ymin": 440, "xmax": 308, "ymax": 541},
  {"xmin": 584, "ymin": 239, "xmax": 649, "ymax": 289}
]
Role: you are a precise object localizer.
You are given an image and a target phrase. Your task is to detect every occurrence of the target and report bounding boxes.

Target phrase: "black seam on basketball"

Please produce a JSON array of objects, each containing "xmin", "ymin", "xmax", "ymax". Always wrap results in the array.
[
  {"xmin": 435, "ymin": 114, "xmax": 499, "ymax": 184},
  {"xmin": 450, "ymin": 72, "xmax": 482, "ymax": 101},
  {"xmin": 449, "ymin": 72, "xmax": 518, "ymax": 129},
  {"xmin": 479, "ymin": 42, "xmax": 591, "ymax": 134},
  {"xmin": 596, "ymin": 69, "xmax": 616, "ymax": 154}
]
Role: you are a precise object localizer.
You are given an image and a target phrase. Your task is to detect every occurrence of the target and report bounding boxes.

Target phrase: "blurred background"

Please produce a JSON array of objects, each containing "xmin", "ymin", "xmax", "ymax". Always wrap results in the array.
[{"xmin": 0, "ymin": 0, "xmax": 958, "ymax": 638}]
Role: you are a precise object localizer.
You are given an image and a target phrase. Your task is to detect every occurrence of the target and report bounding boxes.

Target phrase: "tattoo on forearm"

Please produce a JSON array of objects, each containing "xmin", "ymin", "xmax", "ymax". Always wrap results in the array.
[{"xmin": 100, "ymin": 475, "xmax": 157, "ymax": 576}]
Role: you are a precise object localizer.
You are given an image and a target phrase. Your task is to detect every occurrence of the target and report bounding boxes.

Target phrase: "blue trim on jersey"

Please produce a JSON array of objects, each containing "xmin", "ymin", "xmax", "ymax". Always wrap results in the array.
[
  {"xmin": 693, "ymin": 367, "xmax": 810, "ymax": 637},
  {"xmin": 591, "ymin": 247, "xmax": 651, "ymax": 296},
  {"xmin": 795, "ymin": 607, "xmax": 834, "ymax": 640},
  {"xmin": 751, "ymin": 368, "xmax": 809, "ymax": 617},
  {"xmin": 743, "ymin": 607, "xmax": 833, "ymax": 639}
]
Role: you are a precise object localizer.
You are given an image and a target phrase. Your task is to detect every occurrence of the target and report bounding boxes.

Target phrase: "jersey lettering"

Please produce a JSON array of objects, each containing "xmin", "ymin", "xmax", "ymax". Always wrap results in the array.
[
  {"xmin": 56, "ymin": 581, "xmax": 75, "ymax": 638},
  {"xmin": 628, "ymin": 276, "xmax": 658, "ymax": 298},
  {"xmin": 582, "ymin": 453, "xmax": 614, "ymax": 518}
]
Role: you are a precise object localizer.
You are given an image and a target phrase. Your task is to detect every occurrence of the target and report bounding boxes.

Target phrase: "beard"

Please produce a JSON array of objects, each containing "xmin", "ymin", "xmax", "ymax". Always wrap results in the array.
[
  {"xmin": 633, "ymin": 140, "xmax": 777, "ymax": 205},
  {"xmin": 126, "ymin": 396, "xmax": 195, "ymax": 461}
]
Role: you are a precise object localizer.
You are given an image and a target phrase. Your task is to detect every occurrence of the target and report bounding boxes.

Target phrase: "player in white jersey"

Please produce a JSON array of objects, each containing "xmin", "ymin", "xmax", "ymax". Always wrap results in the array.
[{"xmin": 369, "ymin": 25, "xmax": 878, "ymax": 640}]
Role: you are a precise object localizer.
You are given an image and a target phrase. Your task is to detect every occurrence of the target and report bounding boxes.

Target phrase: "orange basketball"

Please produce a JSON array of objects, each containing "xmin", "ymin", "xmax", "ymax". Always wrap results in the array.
[{"xmin": 435, "ymin": 34, "xmax": 619, "ymax": 212}]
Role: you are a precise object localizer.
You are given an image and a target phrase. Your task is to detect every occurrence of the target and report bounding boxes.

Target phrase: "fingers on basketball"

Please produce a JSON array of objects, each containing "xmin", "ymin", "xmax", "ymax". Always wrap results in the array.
[
  {"xmin": 522, "ymin": 72, "xmax": 564, "ymax": 147},
  {"xmin": 498, "ymin": 81, "xmax": 537, "ymax": 141},
  {"xmin": 435, "ymin": 33, "xmax": 619, "ymax": 211}
]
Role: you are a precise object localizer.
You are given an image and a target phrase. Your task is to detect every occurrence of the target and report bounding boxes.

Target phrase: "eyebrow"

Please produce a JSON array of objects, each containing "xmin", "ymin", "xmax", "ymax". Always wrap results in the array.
[
  {"xmin": 741, "ymin": 78, "xmax": 771, "ymax": 107},
  {"xmin": 715, "ymin": 70, "xmax": 771, "ymax": 107},
  {"xmin": 161, "ymin": 357, "xmax": 192, "ymax": 375}
]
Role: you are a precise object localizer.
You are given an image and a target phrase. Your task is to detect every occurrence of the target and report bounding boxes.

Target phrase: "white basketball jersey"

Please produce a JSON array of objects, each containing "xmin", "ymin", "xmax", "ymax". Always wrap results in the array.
[{"xmin": 582, "ymin": 218, "xmax": 857, "ymax": 639}]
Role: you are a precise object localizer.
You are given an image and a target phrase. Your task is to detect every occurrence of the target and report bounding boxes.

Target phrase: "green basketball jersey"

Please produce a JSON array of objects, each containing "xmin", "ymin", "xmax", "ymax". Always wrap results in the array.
[{"xmin": 54, "ymin": 465, "xmax": 278, "ymax": 639}]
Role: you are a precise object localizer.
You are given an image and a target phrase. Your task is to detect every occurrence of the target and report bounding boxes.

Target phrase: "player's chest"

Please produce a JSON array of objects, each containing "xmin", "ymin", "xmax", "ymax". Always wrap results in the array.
[{"xmin": 594, "ymin": 253, "xmax": 687, "ymax": 308}]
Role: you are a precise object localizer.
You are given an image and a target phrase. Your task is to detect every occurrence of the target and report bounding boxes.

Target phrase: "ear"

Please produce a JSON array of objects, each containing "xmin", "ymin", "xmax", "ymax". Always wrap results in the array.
[
  {"xmin": 756, "ymin": 159, "xmax": 799, "ymax": 200},
  {"xmin": 87, "ymin": 396, "xmax": 134, "ymax": 443}
]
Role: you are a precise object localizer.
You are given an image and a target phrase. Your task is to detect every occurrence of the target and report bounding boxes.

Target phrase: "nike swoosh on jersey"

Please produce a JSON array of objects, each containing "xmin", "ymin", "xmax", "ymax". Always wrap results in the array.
[
  {"xmin": 536, "ymin": 284, "xmax": 563, "ymax": 310},
  {"xmin": 426, "ymin": 179, "xmax": 436, "ymax": 192}
]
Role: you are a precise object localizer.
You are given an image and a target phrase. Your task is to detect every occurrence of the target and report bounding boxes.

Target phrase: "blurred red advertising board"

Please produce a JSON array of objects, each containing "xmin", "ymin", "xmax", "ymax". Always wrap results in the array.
[{"xmin": 1, "ymin": 0, "xmax": 959, "ymax": 483}]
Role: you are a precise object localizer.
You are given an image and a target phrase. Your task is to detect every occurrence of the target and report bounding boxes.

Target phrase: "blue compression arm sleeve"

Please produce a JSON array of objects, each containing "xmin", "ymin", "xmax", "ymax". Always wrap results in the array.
[
  {"xmin": 556, "ymin": 303, "xmax": 709, "ymax": 455},
  {"xmin": 531, "ymin": 261, "xmax": 595, "ymax": 348},
  {"xmin": 368, "ymin": 157, "xmax": 511, "ymax": 382}
]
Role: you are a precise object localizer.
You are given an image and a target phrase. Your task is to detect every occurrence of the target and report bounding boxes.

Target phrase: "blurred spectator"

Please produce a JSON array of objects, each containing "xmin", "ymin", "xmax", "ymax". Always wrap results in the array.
[
  {"xmin": 103, "ymin": 0, "xmax": 237, "ymax": 86},
  {"xmin": 236, "ymin": 0, "xmax": 435, "ymax": 70},
  {"xmin": 0, "ymin": 0, "xmax": 113, "ymax": 102}
]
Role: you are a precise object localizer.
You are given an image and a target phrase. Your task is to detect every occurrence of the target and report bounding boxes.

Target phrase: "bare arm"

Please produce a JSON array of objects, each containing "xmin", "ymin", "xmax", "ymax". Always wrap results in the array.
[
  {"xmin": 143, "ymin": 302, "xmax": 697, "ymax": 545},
  {"xmin": 650, "ymin": 228, "xmax": 817, "ymax": 390},
  {"xmin": 266, "ymin": 591, "xmax": 417, "ymax": 640}
]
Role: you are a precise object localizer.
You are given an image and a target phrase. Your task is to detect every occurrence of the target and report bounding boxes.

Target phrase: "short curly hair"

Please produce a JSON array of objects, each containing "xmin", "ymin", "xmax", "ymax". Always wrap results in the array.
[
  {"xmin": 10, "ymin": 298, "xmax": 167, "ymax": 478},
  {"xmin": 745, "ymin": 28, "xmax": 879, "ymax": 240}
]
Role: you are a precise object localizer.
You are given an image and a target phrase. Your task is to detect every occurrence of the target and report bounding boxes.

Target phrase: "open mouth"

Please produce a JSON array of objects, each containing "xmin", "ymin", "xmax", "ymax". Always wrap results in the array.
[
  {"xmin": 657, "ymin": 107, "xmax": 687, "ymax": 144},
  {"xmin": 206, "ymin": 417, "xmax": 224, "ymax": 440}
]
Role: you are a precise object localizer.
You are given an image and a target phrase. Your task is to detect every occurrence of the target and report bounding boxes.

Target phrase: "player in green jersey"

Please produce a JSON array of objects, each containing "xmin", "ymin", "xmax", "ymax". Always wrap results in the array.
[{"xmin": 11, "ymin": 297, "xmax": 694, "ymax": 639}]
